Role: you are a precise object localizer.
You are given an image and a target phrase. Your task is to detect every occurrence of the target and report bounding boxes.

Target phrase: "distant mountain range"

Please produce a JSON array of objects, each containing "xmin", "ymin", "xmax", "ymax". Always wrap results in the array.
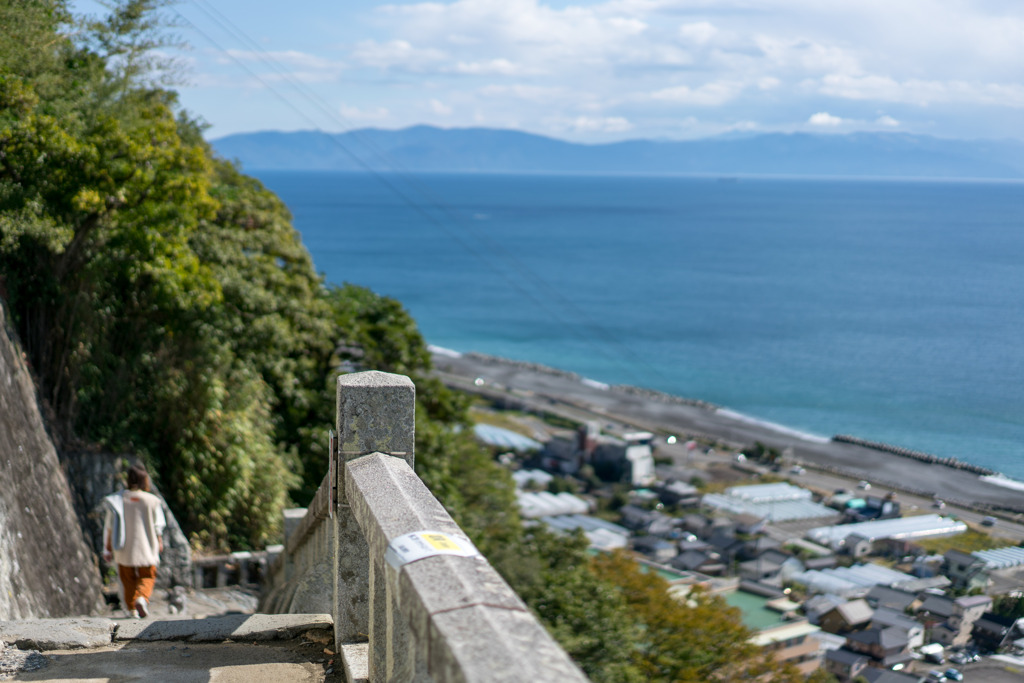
[{"xmin": 211, "ymin": 126, "xmax": 1024, "ymax": 179}]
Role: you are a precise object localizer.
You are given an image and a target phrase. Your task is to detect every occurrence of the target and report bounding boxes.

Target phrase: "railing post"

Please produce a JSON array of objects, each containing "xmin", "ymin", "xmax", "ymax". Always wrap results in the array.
[
  {"xmin": 334, "ymin": 371, "xmax": 416, "ymax": 670},
  {"xmin": 282, "ymin": 508, "xmax": 305, "ymax": 581}
]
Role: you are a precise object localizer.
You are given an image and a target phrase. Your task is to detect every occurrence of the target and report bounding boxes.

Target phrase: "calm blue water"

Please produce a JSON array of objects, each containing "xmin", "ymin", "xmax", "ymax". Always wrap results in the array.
[{"xmin": 256, "ymin": 171, "xmax": 1024, "ymax": 479}]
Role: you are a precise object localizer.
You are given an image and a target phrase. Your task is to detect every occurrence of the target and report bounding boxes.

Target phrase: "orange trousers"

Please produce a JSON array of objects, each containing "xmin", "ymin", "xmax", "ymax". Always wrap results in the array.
[{"xmin": 118, "ymin": 565, "xmax": 157, "ymax": 607}]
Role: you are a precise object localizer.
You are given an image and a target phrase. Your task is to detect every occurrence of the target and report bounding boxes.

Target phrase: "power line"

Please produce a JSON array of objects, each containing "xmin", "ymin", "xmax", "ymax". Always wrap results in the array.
[{"xmin": 176, "ymin": 2, "xmax": 662, "ymax": 387}]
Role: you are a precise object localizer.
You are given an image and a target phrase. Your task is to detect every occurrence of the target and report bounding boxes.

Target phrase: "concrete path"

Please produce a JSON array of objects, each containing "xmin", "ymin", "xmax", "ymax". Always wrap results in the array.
[{"xmin": 0, "ymin": 588, "xmax": 342, "ymax": 683}]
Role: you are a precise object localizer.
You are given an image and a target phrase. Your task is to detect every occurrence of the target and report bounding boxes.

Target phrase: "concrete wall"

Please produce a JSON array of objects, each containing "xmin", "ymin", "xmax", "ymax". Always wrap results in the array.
[{"xmin": 0, "ymin": 300, "xmax": 104, "ymax": 619}]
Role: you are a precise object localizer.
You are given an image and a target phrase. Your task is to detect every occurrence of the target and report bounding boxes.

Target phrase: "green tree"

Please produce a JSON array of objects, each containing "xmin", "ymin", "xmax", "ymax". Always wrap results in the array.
[
  {"xmin": 994, "ymin": 594, "xmax": 1024, "ymax": 621},
  {"xmin": 511, "ymin": 531, "xmax": 644, "ymax": 683},
  {"xmin": 593, "ymin": 551, "xmax": 801, "ymax": 682}
]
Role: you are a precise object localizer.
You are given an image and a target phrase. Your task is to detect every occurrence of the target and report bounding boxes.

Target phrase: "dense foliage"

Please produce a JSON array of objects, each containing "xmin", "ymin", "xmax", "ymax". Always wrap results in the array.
[{"xmin": 1, "ymin": 2, "xmax": 808, "ymax": 678}]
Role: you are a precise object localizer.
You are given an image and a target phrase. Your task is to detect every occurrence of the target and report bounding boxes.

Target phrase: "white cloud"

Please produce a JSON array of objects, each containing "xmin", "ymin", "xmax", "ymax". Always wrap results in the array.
[
  {"xmin": 808, "ymin": 112, "xmax": 844, "ymax": 127},
  {"xmin": 453, "ymin": 59, "xmax": 528, "ymax": 76},
  {"xmin": 479, "ymin": 84, "xmax": 569, "ymax": 101},
  {"xmin": 430, "ymin": 99, "xmax": 453, "ymax": 116},
  {"xmin": 650, "ymin": 81, "xmax": 744, "ymax": 106},
  {"xmin": 197, "ymin": 0, "xmax": 1024, "ymax": 141},
  {"xmin": 222, "ymin": 49, "xmax": 344, "ymax": 71},
  {"xmin": 679, "ymin": 21, "xmax": 717, "ymax": 45},
  {"xmin": 754, "ymin": 36, "xmax": 861, "ymax": 76},
  {"xmin": 350, "ymin": 40, "xmax": 447, "ymax": 71},
  {"xmin": 568, "ymin": 116, "xmax": 633, "ymax": 133},
  {"xmin": 339, "ymin": 104, "xmax": 391, "ymax": 122},
  {"xmin": 819, "ymin": 74, "xmax": 1024, "ymax": 108}
]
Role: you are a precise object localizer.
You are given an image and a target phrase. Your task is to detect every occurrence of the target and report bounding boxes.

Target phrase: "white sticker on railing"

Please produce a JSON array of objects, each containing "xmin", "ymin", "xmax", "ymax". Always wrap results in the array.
[{"xmin": 385, "ymin": 531, "xmax": 481, "ymax": 568}]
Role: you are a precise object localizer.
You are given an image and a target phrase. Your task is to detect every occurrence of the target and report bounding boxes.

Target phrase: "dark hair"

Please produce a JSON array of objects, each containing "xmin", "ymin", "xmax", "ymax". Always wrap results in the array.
[{"xmin": 127, "ymin": 464, "xmax": 151, "ymax": 492}]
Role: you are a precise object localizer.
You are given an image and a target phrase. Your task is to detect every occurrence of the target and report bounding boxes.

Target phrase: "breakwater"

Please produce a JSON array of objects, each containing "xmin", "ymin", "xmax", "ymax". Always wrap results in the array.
[
  {"xmin": 461, "ymin": 352, "xmax": 719, "ymax": 410},
  {"xmin": 832, "ymin": 434, "xmax": 996, "ymax": 476}
]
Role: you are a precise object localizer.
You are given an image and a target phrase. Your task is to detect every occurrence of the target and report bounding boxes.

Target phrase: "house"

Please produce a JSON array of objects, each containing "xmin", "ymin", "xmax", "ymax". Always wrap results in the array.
[
  {"xmin": 971, "ymin": 612, "xmax": 1022, "ymax": 653},
  {"xmin": 706, "ymin": 529, "xmax": 746, "ymax": 565},
  {"xmin": 820, "ymin": 599, "xmax": 875, "ymax": 635},
  {"xmin": 916, "ymin": 594, "xmax": 956, "ymax": 630},
  {"xmin": 842, "ymin": 533, "xmax": 875, "ymax": 558},
  {"xmin": 619, "ymin": 504, "xmax": 660, "ymax": 532},
  {"xmin": 670, "ymin": 548, "xmax": 725, "ymax": 575},
  {"xmin": 657, "ymin": 479, "xmax": 700, "ymax": 507},
  {"xmin": 739, "ymin": 535, "xmax": 782, "ymax": 561},
  {"xmin": 542, "ymin": 423, "xmax": 655, "ymax": 486},
  {"xmin": 750, "ymin": 620, "xmax": 823, "ymax": 676},
  {"xmin": 871, "ymin": 607, "xmax": 925, "ymax": 650},
  {"xmin": 682, "ymin": 513, "xmax": 713, "ymax": 538},
  {"xmin": 844, "ymin": 493, "xmax": 901, "ymax": 523},
  {"xmin": 865, "ymin": 585, "xmax": 918, "ymax": 613},
  {"xmin": 645, "ymin": 513, "xmax": 681, "ymax": 539},
  {"xmin": 804, "ymin": 593, "xmax": 847, "ymax": 626},
  {"xmin": 912, "ymin": 554, "xmax": 945, "ymax": 578},
  {"xmin": 632, "ymin": 536, "xmax": 677, "ymax": 564},
  {"xmin": 738, "ymin": 549, "xmax": 799, "ymax": 583},
  {"xmin": 803, "ymin": 555, "xmax": 839, "ymax": 571},
  {"xmin": 933, "ymin": 594, "xmax": 992, "ymax": 648},
  {"xmin": 590, "ymin": 428, "xmax": 656, "ymax": 486},
  {"xmin": 824, "ymin": 647, "xmax": 870, "ymax": 682},
  {"xmin": 843, "ymin": 626, "xmax": 912, "ymax": 670},
  {"xmin": 733, "ymin": 512, "xmax": 767, "ymax": 536},
  {"xmin": 539, "ymin": 432, "xmax": 584, "ymax": 475},
  {"xmin": 677, "ymin": 537, "xmax": 711, "ymax": 553},
  {"xmin": 943, "ymin": 549, "xmax": 990, "ymax": 592}
]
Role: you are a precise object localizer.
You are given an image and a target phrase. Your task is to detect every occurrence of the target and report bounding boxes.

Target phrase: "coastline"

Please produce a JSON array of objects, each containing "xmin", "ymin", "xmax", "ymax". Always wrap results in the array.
[{"xmin": 430, "ymin": 346, "xmax": 1024, "ymax": 518}]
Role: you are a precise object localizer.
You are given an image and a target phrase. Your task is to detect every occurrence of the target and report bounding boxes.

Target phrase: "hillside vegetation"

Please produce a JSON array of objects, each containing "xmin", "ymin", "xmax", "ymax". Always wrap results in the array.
[{"xmin": 0, "ymin": 3, "xmax": 808, "ymax": 679}]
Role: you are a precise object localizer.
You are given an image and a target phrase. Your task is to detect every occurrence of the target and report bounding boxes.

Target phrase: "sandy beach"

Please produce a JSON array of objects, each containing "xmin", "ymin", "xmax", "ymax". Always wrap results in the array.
[{"xmin": 431, "ymin": 349, "xmax": 1024, "ymax": 524}]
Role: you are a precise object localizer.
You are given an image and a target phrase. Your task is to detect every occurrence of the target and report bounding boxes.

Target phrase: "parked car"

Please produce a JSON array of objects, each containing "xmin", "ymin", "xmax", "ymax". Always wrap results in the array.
[
  {"xmin": 948, "ymin": 652, "xmax": 969, "ymax": 665},
  {"xmin": 944, "ymin": 668, "xmax": 963, "ymax": 681},
  {"xmin": 857, "ymin": 480, "xmax": 871, "ymax": 490},
  {"xmin": 925, "ymin": 670, "xmax": 946, "ymax": 683},
  {"xmin": 789, "ymin": 465, "xmax": 805, "ymax": 475}
]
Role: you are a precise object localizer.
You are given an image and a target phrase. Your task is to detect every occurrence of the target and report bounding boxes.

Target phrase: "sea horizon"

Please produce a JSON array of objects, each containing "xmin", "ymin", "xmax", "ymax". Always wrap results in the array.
[{"xmin": 255, "ymin": 169, "xmax": 1024, "ymax": 481}]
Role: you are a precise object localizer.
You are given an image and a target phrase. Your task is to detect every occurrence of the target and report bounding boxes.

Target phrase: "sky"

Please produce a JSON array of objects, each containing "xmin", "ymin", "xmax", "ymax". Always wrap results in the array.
[{"xmin": 73, "ymin": 0, "xmax": 1024, "ymax": 143}]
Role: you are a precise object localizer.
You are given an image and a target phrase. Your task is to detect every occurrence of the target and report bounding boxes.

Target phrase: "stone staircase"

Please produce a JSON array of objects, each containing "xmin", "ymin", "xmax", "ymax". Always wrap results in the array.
[
  {"xmin": 1, "ymin": 372, "xmax": 587, "ymax": 683},
  {"xmin": 0, "ymin": 588, "xmax": 339, "ymax": 682}
]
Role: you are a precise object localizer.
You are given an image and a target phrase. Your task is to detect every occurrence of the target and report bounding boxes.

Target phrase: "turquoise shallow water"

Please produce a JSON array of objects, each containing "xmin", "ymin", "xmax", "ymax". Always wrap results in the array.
[{"xmin": 255, "ymin": 171, "xmax": 1024, "ymax": 480}]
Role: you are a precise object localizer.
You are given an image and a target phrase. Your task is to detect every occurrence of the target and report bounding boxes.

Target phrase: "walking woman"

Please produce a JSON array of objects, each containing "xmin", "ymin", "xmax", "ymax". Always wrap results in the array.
[{"xmin": 103, "ymin": 464, "xmax": 166, "ymax": 618}]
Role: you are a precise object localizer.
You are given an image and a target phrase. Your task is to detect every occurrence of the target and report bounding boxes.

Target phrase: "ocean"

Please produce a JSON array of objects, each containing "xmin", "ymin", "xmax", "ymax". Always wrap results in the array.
[{"xmin": 255, "ymin": 171, "xmax": 1024, "ymax": 480}]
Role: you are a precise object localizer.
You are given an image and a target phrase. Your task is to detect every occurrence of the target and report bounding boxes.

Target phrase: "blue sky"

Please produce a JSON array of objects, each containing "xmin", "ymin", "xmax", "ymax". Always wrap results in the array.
[{"xmin": 74, "ymin": 0, "xmax": 1024, "ymax": 142}]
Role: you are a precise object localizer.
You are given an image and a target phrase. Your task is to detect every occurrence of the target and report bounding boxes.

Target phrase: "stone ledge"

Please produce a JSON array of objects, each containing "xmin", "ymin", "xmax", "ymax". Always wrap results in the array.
[
  {"xmin": 0, "ymin": 617, "xmax": 117, "ymax": 650},
  {"xmin": 340, "ymin": 641, "xmax": 369, "ymax": 683},
  {"xmin": 115, "ymin": 613, "xmax": 333, "ymax": 642},
  {"xmin": 427, "ymin": 605, "xmax": 587, "ymax": 682},
  {"xmin": 346, "ymin": 452, "xmax": 466, "ymax": 559}
]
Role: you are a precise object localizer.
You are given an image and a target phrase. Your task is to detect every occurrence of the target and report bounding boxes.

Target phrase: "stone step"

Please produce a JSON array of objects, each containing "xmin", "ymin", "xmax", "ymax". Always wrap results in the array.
[
  {"xmin": 1, "ymin": 614, "xmax": 338, "ymax": 682},
  {"xmin": 0, "ymin": 613, "xmax": 332, "ymax": 650}
]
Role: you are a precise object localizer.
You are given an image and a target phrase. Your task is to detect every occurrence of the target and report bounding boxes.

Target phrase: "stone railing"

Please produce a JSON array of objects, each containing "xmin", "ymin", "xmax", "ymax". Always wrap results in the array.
[{"xmin": 261, "ymin": 371, "xmax": 587, "ymax": 683}]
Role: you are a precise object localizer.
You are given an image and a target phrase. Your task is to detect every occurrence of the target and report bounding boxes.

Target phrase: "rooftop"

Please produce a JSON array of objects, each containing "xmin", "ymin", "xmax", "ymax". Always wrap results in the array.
[
  {"xmin": 473, "ymin": 424, "xmax": 543, "ymax": 452},
  {"xmin": 792, "ymin": 563, "xmax": 915, "ymax": 597},
  {"xmin": 974, "ymin": 545, "xmax": 1024, "ymax": 570},
  {"xmin": 806, "ymin": 514, "xmax": 967, "ymax": 550},
  {"xmin": 749, "ymin": 620, "xmax": 820, "ymax": 647},
  {"xmin": 723, "ymin": 590, "xmax": 794, "ymax": 632}
]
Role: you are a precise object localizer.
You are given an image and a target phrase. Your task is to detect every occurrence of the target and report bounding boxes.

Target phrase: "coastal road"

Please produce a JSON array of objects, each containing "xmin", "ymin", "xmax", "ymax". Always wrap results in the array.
[{"xmin": 433, "ymin": 351, "xmax": 1024, "ymax": 535}]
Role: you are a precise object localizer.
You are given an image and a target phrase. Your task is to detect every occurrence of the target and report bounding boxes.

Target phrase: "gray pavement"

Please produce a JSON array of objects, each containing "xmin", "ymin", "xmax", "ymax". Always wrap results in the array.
[{"xmin": 0, "ymin": 589, "xmax": 340, "ymax": 683}]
